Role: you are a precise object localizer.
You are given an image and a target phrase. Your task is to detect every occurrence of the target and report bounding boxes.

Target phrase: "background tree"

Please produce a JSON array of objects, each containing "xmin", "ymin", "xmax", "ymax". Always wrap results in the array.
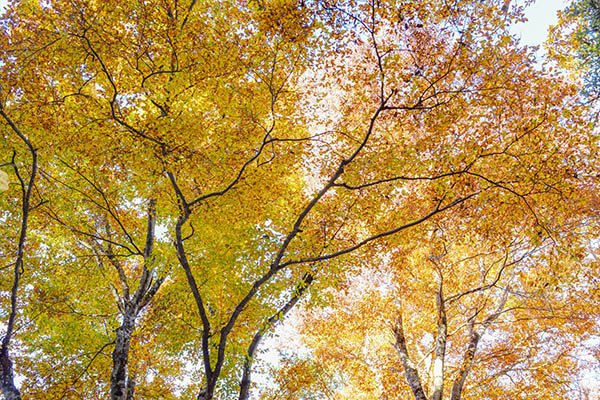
[
  {"xmin": 275, "ymin": 219, "xmax": 598, "ymax": 399},
  {"xmin": 550, "ymin": 0, "xmax": 600, "ymax": 102},
  {"xmin": 568, "ymin": 0, "xmax": 600, "ymax": 98}
]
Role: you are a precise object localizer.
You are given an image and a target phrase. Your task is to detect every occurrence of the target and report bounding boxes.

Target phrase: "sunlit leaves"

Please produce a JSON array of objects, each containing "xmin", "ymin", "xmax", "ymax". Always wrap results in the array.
[{"xmin": 0, "ymin": 0, "xmax": 598, "ymax": 398}]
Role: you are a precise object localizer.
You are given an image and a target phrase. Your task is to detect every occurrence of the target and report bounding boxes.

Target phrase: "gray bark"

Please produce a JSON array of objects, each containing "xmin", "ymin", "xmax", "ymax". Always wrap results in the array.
[
  {"xmin": 450, "ymin": 321, "xmax": 479, "ymax": 400},
  {"xmin": 393, "ymin": 306, "xmax": 428, "ymax": 400},
  {"xmin": 432, "ymin": 287, "xmax": 447, "ymax": 400},
  {"xmin": 111, "ymin": 312, "xmax": 137, "ymax": 400},
  {"xmin": 0, "ymin": 354, "xmax": 20, "ymax": 400}
]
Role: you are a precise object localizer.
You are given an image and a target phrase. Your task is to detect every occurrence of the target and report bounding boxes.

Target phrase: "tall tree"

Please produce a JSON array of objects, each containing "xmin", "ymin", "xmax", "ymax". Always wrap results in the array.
[
  {"xmin": 567, "ymin": 0, "xmax": 600, "ymax": 98},
  {"xmin": 550, "ymin": 0, "xmax": 600, "ymax": 101},
  {"xmin": 279, "ymin": 222, "xmax": 598, "ymax": 399},
  {"xmin": 0, "ymin": 104, "xmax": 38, "ymax": 400}
]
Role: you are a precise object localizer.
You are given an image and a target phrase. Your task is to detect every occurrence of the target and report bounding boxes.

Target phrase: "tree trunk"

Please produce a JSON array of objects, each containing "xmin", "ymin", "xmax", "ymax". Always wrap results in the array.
[
  {"xmin": 239, "ymin": 273, "xmax": 314, "ymax": 400},
  {"xmin": 393, "ymin": 306, "xmax": 428, "ymax": 400},
  {"xmin": 196, "ymin": 387, "xmax": 209, "ymax": 400},
  {"xmin": 450, "ymin": 286, "xmax": 509, "ymax": 400},
  {"xmin": 0, "ymin": 109, "xmax": 38, "ymax": 400},
  {"xmin": 109, "ymin": 199, "xmax": 163, "ymax": 400},
  {"xmin": 110, "ymin": 311, "xmax": 137, "ymax": 400},
  {"xmin": 450, "ymin": 322, "xmax": 480, "ymax": 400},
  {"xmin": 432, "ymin": 288, "xmax": 447, "ymax": 400},
  {"xmin": 0, "ymin": 353, "xmax": 20, "ymax": 400}
]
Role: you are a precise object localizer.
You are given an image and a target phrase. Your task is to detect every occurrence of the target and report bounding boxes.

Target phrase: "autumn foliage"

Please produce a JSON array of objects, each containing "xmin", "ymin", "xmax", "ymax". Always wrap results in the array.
[{"xmin": 0, "ymin": 0, "xmax": 598, "ymax": 399}]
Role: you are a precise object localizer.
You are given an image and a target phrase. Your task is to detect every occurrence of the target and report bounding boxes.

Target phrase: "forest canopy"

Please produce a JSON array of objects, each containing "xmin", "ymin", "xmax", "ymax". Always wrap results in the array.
[{"xmin": 0, "ymin": 0, "xmax": 598, "ymax": 399}]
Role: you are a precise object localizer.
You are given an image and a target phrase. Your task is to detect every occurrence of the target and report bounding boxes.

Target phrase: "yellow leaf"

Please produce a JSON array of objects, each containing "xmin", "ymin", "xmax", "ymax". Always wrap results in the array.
[{"xmin": 0, "ymin": 170, "xmax": 8, "ymax": 191}]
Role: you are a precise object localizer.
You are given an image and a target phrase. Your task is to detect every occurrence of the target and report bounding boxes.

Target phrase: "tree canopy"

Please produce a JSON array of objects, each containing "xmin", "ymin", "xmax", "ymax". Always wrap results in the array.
[
  {"xmin": 0, "ymin": 0, "xmax": 598, "ymax": 399},
  {"xmin": 569, "ymin": 0, "xmax": 600, "ymax": 98},
  {"xmin": 550, "ymin": 0, "xmax": 600, "ymax": 101}
]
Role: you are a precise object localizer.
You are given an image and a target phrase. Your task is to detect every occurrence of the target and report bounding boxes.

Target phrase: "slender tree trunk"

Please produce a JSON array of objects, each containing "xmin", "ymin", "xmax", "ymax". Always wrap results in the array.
[
  {"xmin": 0, "ymin": 109, "xmax": 38, "ymax": 400},
  {"xmin": 450, "ymin": 321, "xmax": 480, "ymax": 400},
  {"xmin": 449, "ymin": 286, "xmax": 509, "ymax": 400},
  {"xmin": 109, "ymin": 273, "xmax": 163, "ymax": 400},
  {"xmin": 393, "ymin": 305, "xmax": 428, "ymax": 400},
  {"xmin": 239, "ymin": 273, "xmax": 314, "ymax": 400},
  {"xmin": 109, "ymin": 200, "xmax": 163, "ymax": 400},
  {"xmin": 172, "ymin": 210, "xmax": 214, "ymax": 400},
  {"xmin": 432, "ymin": 288, "xmax": 447, "ymax": 400}
]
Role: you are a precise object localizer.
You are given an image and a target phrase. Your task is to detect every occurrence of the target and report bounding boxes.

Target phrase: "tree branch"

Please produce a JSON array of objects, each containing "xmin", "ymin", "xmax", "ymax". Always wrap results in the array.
[{"xmin": 239, "ymin": 272, "xmax": 314, "ymax": 400}]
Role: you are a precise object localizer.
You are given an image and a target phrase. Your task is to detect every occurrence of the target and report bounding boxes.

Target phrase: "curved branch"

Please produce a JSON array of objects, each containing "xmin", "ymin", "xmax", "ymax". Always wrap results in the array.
[
  {"xmin": 77, "ymin": 29, "xmax": 165, "ymax": 147},
  {"xmin": 188, "ymin": 130, "xmax": 276, "ymax": 208},
  {"xmin": 279, "ymin": 190, "xmax": 482, "ymax": 268},
  {"xmin": 333, "ymin": 167, "xmax": 472, "ymax": 191}
]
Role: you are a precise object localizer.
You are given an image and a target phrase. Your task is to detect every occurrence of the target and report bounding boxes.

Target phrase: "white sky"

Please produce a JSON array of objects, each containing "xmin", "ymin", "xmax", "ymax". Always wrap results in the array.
[{"xmin": 511, "ymin": 0, "xmax": 571, "ymax": 47}]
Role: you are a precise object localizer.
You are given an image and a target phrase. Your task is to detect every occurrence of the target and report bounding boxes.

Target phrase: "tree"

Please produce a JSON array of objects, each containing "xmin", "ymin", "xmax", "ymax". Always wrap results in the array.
[
  {"xmin": 550, "ymin": 0, "xmax": 600, "ymax": 100},
  {"xmin": 569, "ymin": 0, "xmax": 600, "ymax": 98},
  {"xmin": 276, "ymin": 221, "xmax": 598, "ymax": 399},
  {"xmin": 0, "ymin": 0, "xmax": 597, "ymax": 399},
  {"xmin": 0, "ymin": 105, "xmax": 38, "ymax": 400}
]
